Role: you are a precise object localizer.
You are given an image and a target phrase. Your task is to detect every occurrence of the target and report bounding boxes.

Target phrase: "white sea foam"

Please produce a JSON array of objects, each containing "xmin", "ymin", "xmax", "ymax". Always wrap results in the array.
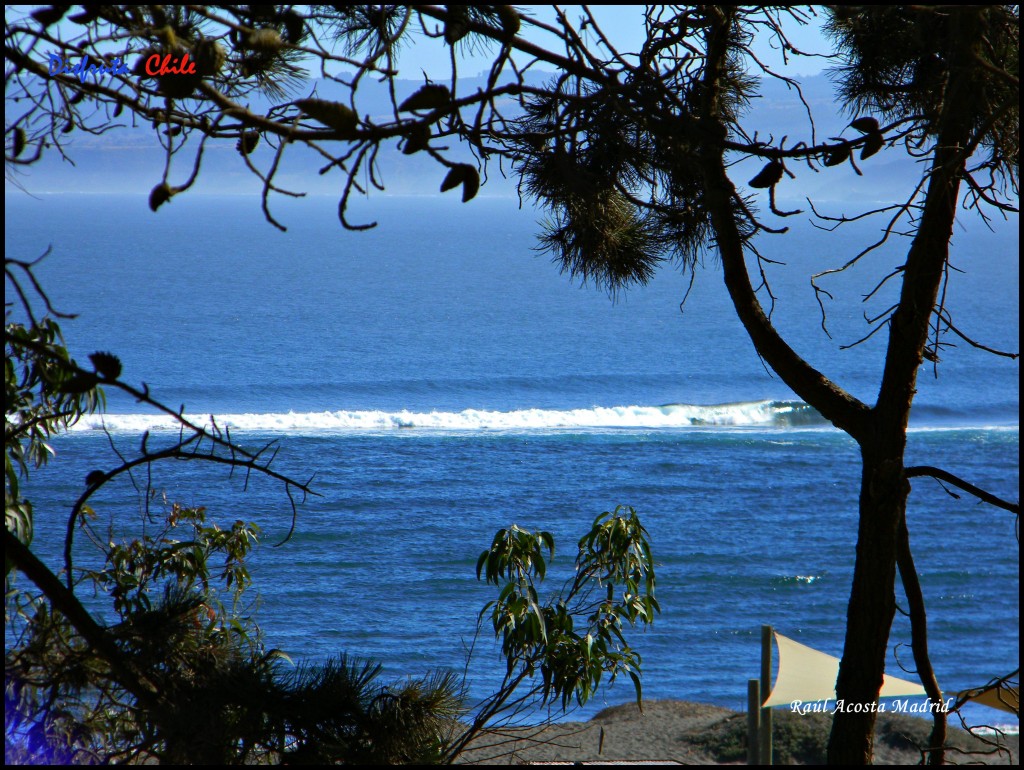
[
  {"xmin": 968, "ymin": 724, "xmax": 1020, "ymax": 736},
  {"xmin": 64, "ymin": 400, "xmax": 825, "ymax": 434}
]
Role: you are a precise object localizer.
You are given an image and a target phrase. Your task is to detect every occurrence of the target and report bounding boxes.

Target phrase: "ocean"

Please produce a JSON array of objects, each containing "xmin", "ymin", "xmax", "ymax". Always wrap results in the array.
[{"xmin": 5, "ymin": 192, "xmax": 1019, "ymax": 730}]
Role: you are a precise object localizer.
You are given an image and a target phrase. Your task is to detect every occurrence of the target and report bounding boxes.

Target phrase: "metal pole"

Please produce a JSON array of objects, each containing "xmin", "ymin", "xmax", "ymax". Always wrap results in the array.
[
  {"xmin": 747, "ymin": 678, "xmax": 760, "ymax": 765},
  {"xmin": 760, "ymin": 625, "xmax": 773, "ymax": 765}
]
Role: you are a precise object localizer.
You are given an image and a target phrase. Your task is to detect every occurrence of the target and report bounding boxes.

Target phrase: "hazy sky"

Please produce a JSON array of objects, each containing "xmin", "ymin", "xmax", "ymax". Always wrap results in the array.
[
  {"xmin": 378, "ymin": 6, "xmax": 831, "ymax": 79},
  {"xmin": 8, "ymin": 5, "xmax": 836, "ymax": 194},
  {"xmin": 22, "ymin": 5, "xmax": 833, "ymax": 82}
]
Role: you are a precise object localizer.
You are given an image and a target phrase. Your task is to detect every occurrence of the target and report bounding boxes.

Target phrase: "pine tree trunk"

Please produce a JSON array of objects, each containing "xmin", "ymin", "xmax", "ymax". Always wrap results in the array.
[
  {"xmin": 695, "ymin": 5, "xmax": 983, "ymax": 763},
  {"xmin": 827, "ymin": 446, "xmax": 908, "ymax": 763},
  {"xmin": 827, "ymin": 10, "xmax": 981, "ymax": 762}
]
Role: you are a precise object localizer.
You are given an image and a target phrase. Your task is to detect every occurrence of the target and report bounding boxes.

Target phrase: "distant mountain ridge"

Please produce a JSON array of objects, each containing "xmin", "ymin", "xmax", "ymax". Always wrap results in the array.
[{"xmin": 7, "ymin": 72, "xmax": 919, "ymax": 203}]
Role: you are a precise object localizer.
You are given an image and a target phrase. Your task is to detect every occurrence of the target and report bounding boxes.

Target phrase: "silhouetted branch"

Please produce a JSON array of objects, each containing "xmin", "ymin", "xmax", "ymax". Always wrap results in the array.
[
  {"xmin": 838, "ymin": 305, "xmax": 897, "ymax": 351},
  {"xmin": 896, "ymin": 513, "xmax": 946, "ymax": 764},
  {"xmin": 946, "ymin": 670, "xmax": 1020, "ymax": 763},
  {"xmin": 5, "ymin": 527, "xmax": 161, "ymax": 709},
  {"xmin": 934, "ymin": 309, "xmax": 1019, "ymax": 360},
  {"xmin": 906, "ymin": 466, "xmax": 1020, "ymax": 514},
  {"xmin": 63, "ymin": 423, "xmax": 315, "ymax": 585},
  {"xmin": 4, "ymin": 248, "xmax": 76, "ymax": 326}
]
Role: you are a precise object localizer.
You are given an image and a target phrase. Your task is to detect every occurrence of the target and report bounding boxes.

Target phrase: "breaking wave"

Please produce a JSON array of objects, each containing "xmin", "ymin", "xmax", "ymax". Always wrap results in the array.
[{"xmin": 65, "ymin": 400, "xmax": 827, "ymax": 434}]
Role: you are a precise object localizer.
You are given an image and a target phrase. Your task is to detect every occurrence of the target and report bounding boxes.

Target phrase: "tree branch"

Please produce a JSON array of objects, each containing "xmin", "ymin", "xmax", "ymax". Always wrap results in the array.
[
  {"xmin": 905, "ymin": 466, "xmax": 1020, "ymax": 514},
  {"xmin": 5, "ymin": 527, "xmax": 160, "ymax": 709},
  {"xmin": 694, "ymin": 7, "xmax": 871, "ymax": 439},
  {"xmin": 896, "ymin": 513, "xmax": 946, "ymax": 764}
]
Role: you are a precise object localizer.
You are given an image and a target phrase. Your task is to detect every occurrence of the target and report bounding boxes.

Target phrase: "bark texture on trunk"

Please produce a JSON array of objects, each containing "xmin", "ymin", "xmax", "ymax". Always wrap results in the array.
[
  {"xmin": 828, "ymin": 9, "xmax": 981, "ymax": 762},
  {"xmin": 827, "ymin": 448, "xmax": 905, "ymax": 763},
  {"xmin": 693, "ymin": 5, "xmax": 985, "ymax": 765}
]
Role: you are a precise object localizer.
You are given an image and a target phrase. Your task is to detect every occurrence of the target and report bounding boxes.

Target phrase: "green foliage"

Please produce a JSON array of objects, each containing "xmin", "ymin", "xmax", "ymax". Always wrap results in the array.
[
  {"xmin": 826, "ymin": 5, "xmax": 1018, "ymax": 175},
  {"xmin": 5, "ymin": 270, "xmax": 106, "ymax": 572},
  {"xmin": 826, "ymin": 6, "xmax": 951, "ymax": 122},
  {"xmin": 509, "ymin": 15, "xmax": 761, "ymax": 296},
  {"xmin": 5, "ymin": 257, "xmax": 470, "ymax": 764},
  {"xmin": 5, "ymin": 495, "xmax": 467, "ymax": 764},
  {"xmin": 5, "ymin": 317, "xmax": 100, "ymax": 480},
  {"xmin": 6, "ymin": 253, "xmax": 665, "ymax": 762},
  {"xmin": 323, "ymin": 4, "xmax": 413, "ymax": 61},
  {"xmin": 274, "ymin": 660, "xmax": 465, "ymax": 765},
  {"xmin": 6, "ymin": 5, "xmax": 1019, "ymax": 764},
  {"xmin": 35, "ymin": 4, "xmax": 1021, "ymax": 760},
  {"xmin": 85, "ymin": 503, "xmax": 259, "ymax": 621},
  {"xmin": 513, "ymin": 76, "xmax": 670, "ymax": 292},
  {"xmin": 476, "ymin": 506, "xmax": 659, "ymax": 711},
  {"xmin": 537, "ymin": 190, "xmax": 667, "ymax": 293},
  {"xmin": 5, "ymin": 497, "xmax": 269, "ymax": 763}
]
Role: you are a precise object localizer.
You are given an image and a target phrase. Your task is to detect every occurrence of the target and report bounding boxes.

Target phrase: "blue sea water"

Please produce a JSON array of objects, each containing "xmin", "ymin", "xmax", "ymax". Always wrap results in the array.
[{"xmin": 5, "ymin": 192, "xmax": 1019, "ymax": 730}]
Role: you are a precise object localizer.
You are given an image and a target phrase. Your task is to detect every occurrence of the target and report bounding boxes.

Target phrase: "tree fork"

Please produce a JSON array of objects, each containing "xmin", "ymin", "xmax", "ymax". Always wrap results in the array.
[
  {"xmin": 690, "ymin": 5, "xmax": 995, "ymax": 765},
  {"xmin": 694, "ymin": 6, "xmax": 870, "ymax": 439},
  {"xmin": 829, "ymin": 7, "xmax": 985, "ymax": 764}
]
